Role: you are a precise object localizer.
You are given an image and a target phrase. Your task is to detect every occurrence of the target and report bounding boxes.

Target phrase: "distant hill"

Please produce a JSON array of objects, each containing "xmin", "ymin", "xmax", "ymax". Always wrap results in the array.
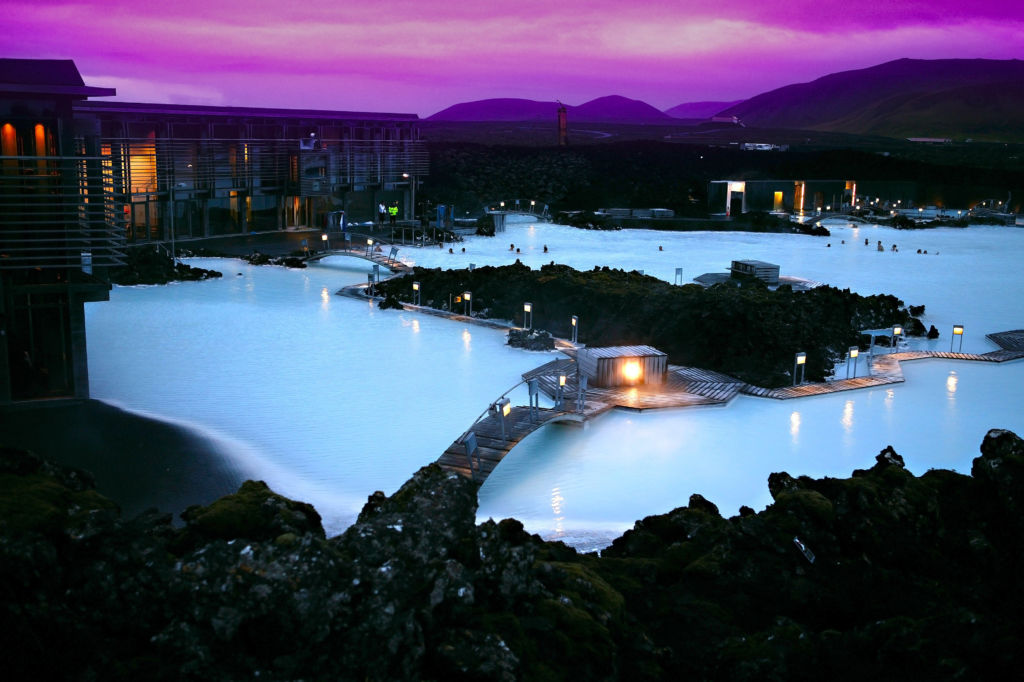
[
  {"xmin": 718, "ymin": 58, "xmax": 1024, "ymax": 141},
  {"xmin": 664, "ymin": 100, "xmax": 744, "ymax": 119},
  {"xmin": 427, "ymin": 98, "xmax": 557, "ymax": 122},
  {"xmin": 428, "ymin": 95, "xmax": 672, "ymax": 123}
]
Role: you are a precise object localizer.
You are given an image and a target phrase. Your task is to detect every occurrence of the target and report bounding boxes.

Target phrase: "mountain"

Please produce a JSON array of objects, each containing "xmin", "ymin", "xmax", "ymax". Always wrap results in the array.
[
  {"xmin": 570, "ymin": 95, "xmax": 672, "ymax": 123},
  {"xmin": 718, "ymin": 58, "xmax": 1024, "ymax": 141},
  {"xmin": 427, "ymin": 98, "xmax": 557, "ymax": 122},
  {"xmin": 428, "ymin": 95, "xmax": 672, "ymax": 123},
  {"xmin": 664, "ymin": 100, "xmax": 744, "ymax": 119}
]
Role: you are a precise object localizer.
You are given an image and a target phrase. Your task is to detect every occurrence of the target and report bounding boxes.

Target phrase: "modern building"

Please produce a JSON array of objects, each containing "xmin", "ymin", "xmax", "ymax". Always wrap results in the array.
[
  {"xmin": 709, "ymin": 179, "xmax": 921, "ymax": 215},
  {"xmin": 74, "ymin": 99, "xmax": 428, "ymax": 243},
  {"xmin": 1, "ymin": 58, "xmax": 123, "ymax": 403},
  {"xmin": 1, "ymin": 58, "xmax": 428, "ymax": 404}
]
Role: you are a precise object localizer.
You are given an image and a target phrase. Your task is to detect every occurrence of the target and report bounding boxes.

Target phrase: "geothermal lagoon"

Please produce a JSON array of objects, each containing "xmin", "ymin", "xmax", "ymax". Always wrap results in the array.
[{"xmin": 86, "ymin": 219, "xmax": 1024, "ymax": 549}]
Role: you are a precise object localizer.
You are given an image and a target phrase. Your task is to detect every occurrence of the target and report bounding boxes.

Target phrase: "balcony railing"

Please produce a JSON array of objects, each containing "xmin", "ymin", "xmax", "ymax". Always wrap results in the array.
[{"xmin": 0, "ymin": 152, "xmax": 126, "ymax": 269}]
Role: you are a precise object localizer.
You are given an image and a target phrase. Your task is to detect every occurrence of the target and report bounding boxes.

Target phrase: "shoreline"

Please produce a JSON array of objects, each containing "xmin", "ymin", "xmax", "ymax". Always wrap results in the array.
[{"xmin": 0, "ymin": 399, "xmax": 248, "ymax": 522}]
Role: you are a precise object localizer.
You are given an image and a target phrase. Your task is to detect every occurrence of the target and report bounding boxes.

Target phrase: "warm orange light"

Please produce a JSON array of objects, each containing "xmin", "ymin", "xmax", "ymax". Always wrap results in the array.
[{"xmin": 623, "ymin": 360, "xmax": 642, "ymax": 382}]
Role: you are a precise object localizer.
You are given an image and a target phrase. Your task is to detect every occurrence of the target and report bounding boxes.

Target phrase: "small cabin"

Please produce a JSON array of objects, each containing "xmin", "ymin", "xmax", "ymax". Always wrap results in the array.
[
  {"xmin": 730, "ymin": 259, "xmax": 780, "ymax": 285},
  {"xmin": 577, "ymin": 346, "xmax": 668, "ymax": 388}
]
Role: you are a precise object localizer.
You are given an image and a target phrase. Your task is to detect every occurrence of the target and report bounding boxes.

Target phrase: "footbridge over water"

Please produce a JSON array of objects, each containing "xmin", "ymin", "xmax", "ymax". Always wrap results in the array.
[{"xmin": 796, "ymin": 213, "xmax": 876, "ymax": 226}]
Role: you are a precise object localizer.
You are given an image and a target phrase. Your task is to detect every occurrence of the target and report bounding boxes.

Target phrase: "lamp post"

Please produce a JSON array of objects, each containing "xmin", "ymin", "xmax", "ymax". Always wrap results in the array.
[
  {"xmin": 793, "ymin": 352, "xmax": 806, "ymax": 386},
  {"xmin": 531, "ymin": 199, "xmax": 536, "ymax": 214},
  {"xmin": 412, "ymin": 281, "xmax": 420, "ymax": 306},
  {"xmin": 848, "ymin": 347, "xmax": 859, "ymax": 379},
  {"xmin": 321, "ymin": 232, "xmax": 329, "ymax": 252},
  {"xmin": 464, "ymin": 291, "xmax": 472, "ymax": 316},
  {"xmin": 892, "ymin": 325, "xmax": 903, "ymax": 353},
  {"xmin": 494, "ymin": 397, "xmax": 511, "ymax": 440},
  {"xmin": 557, "ymin": 374, "xmax": 567, "ymax": 409},
  {"xmin": 570, "ymin": 315, "xmax": 578, "ymax": 344},
  {"xmin": 523, "ymin": 302, "xmax": 532, "ymax": 330},
  {"xmin": 951, "ymin": 324, "xmax": 964, "ymax": 352},
  {"xmin": 366, "ymin": 238, "xmax": 374, "ymax": 257}
]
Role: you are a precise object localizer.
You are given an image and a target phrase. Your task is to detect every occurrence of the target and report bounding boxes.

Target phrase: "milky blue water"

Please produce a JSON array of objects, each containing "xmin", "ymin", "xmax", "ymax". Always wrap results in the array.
[{"xmin": 86, "ymin": 219, "xmax": 1024, "ymax": 548}]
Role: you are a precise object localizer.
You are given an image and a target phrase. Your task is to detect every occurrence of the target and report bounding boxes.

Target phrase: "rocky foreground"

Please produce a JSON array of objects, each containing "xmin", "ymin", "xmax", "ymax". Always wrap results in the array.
[{"xmin": 3, "ymin": 430, "xmax": 1024, "ymax": 680}]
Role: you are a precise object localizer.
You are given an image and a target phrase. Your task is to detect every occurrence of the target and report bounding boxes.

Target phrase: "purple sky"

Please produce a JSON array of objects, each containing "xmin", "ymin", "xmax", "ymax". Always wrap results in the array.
[{"xmin": 9, "ymin": 1, "xmax": 1024, "ymax": 117}]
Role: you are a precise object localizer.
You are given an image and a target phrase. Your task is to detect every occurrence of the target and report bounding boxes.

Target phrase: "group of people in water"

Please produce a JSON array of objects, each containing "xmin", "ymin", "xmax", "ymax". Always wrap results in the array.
[{"xmin": 820, "ymin": 237, "xmax": 937, "ymax": 255}]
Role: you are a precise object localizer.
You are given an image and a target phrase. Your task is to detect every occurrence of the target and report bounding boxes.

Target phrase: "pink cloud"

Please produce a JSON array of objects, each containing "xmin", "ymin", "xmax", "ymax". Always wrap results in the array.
[{"xmin": 6, "ymin": 1, "xmax": 1024, "ymax": 115}]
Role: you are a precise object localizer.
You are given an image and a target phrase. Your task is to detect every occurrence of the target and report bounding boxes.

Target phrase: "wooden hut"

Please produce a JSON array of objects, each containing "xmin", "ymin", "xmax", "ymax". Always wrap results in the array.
[
  {"xmin": 577, "ymin": 346, "xmax": 667, "ymax": 388},
  {"xmin": 730, "ymin": 260, "xmax": 780, "ymax": 285}
]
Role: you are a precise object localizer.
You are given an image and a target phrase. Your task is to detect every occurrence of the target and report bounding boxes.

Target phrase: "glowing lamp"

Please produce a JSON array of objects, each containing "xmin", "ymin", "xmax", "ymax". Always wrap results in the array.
[
  {"xmin": 463, "ymin": 291, "xmax": 471, "ymax": 301},
  {"xmin": 412, "ymin": 281, "xmax": 420, "ymax": 291},
  {"xmin": 893, "ymin": 326, "xmax": 903, "ymax": 336},
  {"xmin": 523, "ymin": 302, "xmax": 532, "ymax": 313},
  {"xmin": 367, "ymin": 238, "xmax": 374, "ymax": 246},
  {"xmin": 849, "ymin": 348, "xmax": 859, "ymax": 359},
  {"xmin": 502, "ymin": 401, "xmax": 512, "ymax": 418},
  {"xmin": 622, "ymin": 360, "xmax": 642, "ymax": 382},
  {"xmin": 795, "ymin": 353, "xmax": 806, "ymax": 365},
  {"xmin": 953, "ymin": 325, "xmax": 964, "ymax": 336},
  {"xmin": 559, "ymin": 374, "xmax": 567, "ymax": 387},
  {"xmin": 321, "ymin": 233, "xmax": 328, "ymax": 242}
]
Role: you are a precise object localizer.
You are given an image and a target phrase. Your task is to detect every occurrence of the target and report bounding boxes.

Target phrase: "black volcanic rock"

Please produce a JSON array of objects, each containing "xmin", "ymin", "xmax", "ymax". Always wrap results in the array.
[{"xmin": 4, "ymin": 430, "xmax": 1024, "ymax": 679}]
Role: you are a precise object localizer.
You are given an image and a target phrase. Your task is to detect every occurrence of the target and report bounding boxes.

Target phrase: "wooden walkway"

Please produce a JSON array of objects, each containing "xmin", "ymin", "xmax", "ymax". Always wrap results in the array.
[
  {"xmin": 306, "ymin": 246, "xmax": 412, "ymax": 273},
  {"xmin": 437, "ymin": 406, "xmax": 583, "ymax": 481},
  {"xmin": 742, "ymin": 348, "xmax": 1024, "ymax": 399},
  {"xmin": 438, "ymin": 337, "xmax": 1024, "ymax": 482}
]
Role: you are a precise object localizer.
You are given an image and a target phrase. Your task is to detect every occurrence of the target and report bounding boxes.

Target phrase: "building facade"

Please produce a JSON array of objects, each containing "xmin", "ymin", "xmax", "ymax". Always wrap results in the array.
[
  {"xmin": 75, "ymin": 101, "xmax": 428, "ymax": 243},
  {"xmin": 1, "ymin": 59, "xmax": 123, "ymax": 403},
  {"xmin": 1, "ymin": 58, "xmax": 427, "ymax": 405}
]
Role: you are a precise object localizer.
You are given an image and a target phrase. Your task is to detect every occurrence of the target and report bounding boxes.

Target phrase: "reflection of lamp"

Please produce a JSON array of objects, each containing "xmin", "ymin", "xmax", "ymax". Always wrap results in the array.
[
  {"xmin": 523, "ymin": 302, "xmax": 532, "ymax": 329},
  {"xmin": 623, "ymin": 360, "xmax": 642, "ymax": 383},
  {"xmin": 951, "ymin": 324, "xmax": 964, "ymax": 352},
  {"xmin": 793, "ymin": 352, "xmax": 806, "ymax": 386}
]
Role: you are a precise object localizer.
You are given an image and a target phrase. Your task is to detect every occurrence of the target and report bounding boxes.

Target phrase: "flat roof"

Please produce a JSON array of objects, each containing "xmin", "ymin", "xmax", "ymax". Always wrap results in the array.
[
  {"xmin": 580, "ymin": 345, "xmax": 666, "ymax": 359},
  {"xmin": 0, "ymin": 58, "xmax": 115, "ymax": 98},
  {"xmin": 76, "ymin": 100, "xmax": 419, "ymax": 122},
  {"xmin": 733, "ymin": 259, "xmax": 779, "ymax": 268}
]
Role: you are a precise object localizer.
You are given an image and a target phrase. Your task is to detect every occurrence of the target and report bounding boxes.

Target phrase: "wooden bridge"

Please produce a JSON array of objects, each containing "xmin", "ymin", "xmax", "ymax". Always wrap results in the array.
[
  {"xmin": 305, "ymin": 243, "xmax": 412, "ymax": 274},
  {"xmin": 437, "ymin": 330, "xmax": 1024, "ymax": 484}
]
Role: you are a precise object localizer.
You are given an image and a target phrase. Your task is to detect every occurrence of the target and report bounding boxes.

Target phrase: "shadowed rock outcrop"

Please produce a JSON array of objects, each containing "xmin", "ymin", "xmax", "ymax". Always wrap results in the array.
[{"xmin": 2, "ymin": 430, "xmax": 1024, "ymax": 680}]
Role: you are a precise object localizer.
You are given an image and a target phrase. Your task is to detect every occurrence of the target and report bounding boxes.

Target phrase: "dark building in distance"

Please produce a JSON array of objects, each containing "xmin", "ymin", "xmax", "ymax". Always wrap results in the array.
[
  {"xmin": 709, "ymin": 179, "xmax": 919, "ymax": 215},
  {"xmin": 1, "ymin": 58, "xmax": 427, "ymax": 405}
]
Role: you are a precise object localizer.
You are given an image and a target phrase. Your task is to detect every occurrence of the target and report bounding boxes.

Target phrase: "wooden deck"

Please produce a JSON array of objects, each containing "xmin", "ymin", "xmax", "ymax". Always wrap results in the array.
[
  {"xmin": 988, "ymin": 329, "xmax": 1024, "ymax": 352},
  {"xmin": 741, "ymin": 348, "xmax": 1024, "ymax": 399}
]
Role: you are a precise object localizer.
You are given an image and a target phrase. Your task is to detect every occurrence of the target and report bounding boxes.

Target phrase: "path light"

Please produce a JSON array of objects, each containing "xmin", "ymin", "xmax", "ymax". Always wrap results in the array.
[
  {"xmin": 531, "ymin": 199, "xmax": 536, "ymax": 212},
  {"xmin": 848, "ymin": 347, "xmax": 859, "ymax": 379},
  {"xmin": 321, "ymin": 233, "xmax": 329, "ymax": 251},
  {"xmin": 494, "ymin": 397, "xmax": 511, "ymax": 440},
  {"xmin": 412, "ymin": 281, "xmax": 420, "ymax": 305},
  {"xmin": 500, "ymin": 201, "xmax": 505, "ymax": 208},
  {"xmin": 523, "ymin": 302, "xmax": 532, "ymax": 329},
  {"xmin": 464, "ymin": 291, "xmax": 472, "ymax": 316},
  {"xmin": 557, "ymin": 374, "xmax": 567, "ymax": 409},
  {"xmin": 952, "ymin": 324, "xmax": 964, "ymax": 352},
  {"xmin": 366, "ymin": 238, "xmax": 374, "ymax": 257},
  {"xmin": 570, "ymin": 315, "xmax": 579, "ymax": 344},
  {"xmin": 793, "ymin": 352, "xmax": 806, "ymax": 386},
  {"xmin": 892, "ymin": 325, "xmax": 903, "ymax": 353}
]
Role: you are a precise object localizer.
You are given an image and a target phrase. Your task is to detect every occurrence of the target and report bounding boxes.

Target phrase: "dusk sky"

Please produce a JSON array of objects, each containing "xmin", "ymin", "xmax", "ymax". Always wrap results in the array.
[{"xmin": 9, "ymin": 0, "xmax": 1024, "ymax": 117}]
